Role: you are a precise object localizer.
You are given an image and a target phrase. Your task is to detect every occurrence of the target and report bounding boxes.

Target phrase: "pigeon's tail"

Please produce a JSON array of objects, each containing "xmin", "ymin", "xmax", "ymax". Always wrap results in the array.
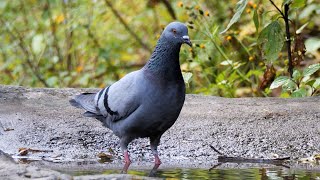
[{"xmin": 70, "ymin": 93, "xmax": 101, "ymax": 116}]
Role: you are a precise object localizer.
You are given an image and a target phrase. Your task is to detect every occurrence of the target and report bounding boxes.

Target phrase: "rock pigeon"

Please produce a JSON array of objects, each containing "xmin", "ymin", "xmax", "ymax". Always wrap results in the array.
[{"xmin": 70, "ymin": 22, "xmax": 191, "ymax": 171}]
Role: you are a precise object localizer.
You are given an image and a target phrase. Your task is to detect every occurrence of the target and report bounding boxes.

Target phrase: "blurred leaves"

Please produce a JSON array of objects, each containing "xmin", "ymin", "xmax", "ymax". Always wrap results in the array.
[
  {"xmin": 270, "ymin": 76, "xmax": 290, "ymax": 89},
  {"xmin": 31, "ymin": 34, "xmax": 46, "ymax": 55},
  {"xmin": 291, "ymin": 88, "xmax": 307, "ymax": 97},
  {"xmin": 282, "ymin": 0, "xmax": 306, "ymax": 8},
  {"xmin": 303, "ymin": 63, "xmax": 320, "ymax": 77},
  {"xmin": 220, "ymin": 0, "xmax": 248, "ymax": 34},
  {"xmin": 253, "ymin": 9, "xmax": 259, "ymax": 32},
  {"xmin": 0, "ymin": 0, "xmax": 319, "ymax": 98},
  {"xmin": 271, "ymin": 63, "xmax": 320, "ymax": 97},
  {"xmin": 182, "ymin": 72, "xmax": 192, "ymax": 85},
  {"xmin": 313, "ymin": 78, "xmax": 320, "ymax": 89},
  {"xmin": 305, "ymin": 38, "xmax": 320, "ymax": 53},
  {"xmin": 291, "ymin": 0, "xmax": 306, "ymax": 9},
  {"xmin": 296, "ymin": 22, "xmax": 309, "ymax": 34}
]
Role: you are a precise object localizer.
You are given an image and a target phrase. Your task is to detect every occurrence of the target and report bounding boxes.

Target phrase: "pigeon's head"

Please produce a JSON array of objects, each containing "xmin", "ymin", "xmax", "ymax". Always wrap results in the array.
[{"xmin": 161, "ymin": 22, "xmax": 192, "ymax": 47}]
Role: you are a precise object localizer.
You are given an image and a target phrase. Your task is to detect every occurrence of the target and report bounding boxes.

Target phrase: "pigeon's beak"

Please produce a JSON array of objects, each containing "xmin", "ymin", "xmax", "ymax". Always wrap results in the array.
[{"xmin": 182, "ymin": 35, "xmax": 192, "ymax": 47}]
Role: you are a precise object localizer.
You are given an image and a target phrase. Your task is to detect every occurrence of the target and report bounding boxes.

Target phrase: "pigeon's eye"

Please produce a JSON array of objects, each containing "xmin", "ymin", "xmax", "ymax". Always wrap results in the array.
[{"xmin": 172, "ymin": 29, "xmax": 177, "ymax": 34}]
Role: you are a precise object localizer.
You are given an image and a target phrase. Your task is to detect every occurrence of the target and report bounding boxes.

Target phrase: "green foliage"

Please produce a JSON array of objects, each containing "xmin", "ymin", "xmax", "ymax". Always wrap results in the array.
[
  {"xmin": 291, "ymin": 0, "xmax": 306, "ymax": 9},
  {"xmin": 270, "ymin": 63, "xmax": 320, "ymax": 97},
  {"xmin": 216, "ymin": 0, "xmax": 319, "ymax": 97},
  {"xmin": 182, "ymin": 72, "xmax": 193, "ymax": 87},
  {"xmin": 0, "ymin": 0, "xmax": 319, "ymax": 98},
  {"xmin": 282, "ymin": 0, "xmax": 306, "ymax": 8},
  {"xmin": 303, "ymin": 63, "xmax": 320, "ymax": 77},
  {"xmin": 258, "ymin": 21, "xmax": 284, "ymax": 62},
  {"xmin": 253, "ymin": 9, "xmax": 259, "ymax": 31},
  {"xmin": 270, "ymin": 76, "xmax": 290, "ymax": 89},
  {"xmin": 305, "ymin": 38, "xmax": 320, "ymax": 53},
  {"xmin": 220, "ymin": 0, "xmax": 248, "ymax": 34}
]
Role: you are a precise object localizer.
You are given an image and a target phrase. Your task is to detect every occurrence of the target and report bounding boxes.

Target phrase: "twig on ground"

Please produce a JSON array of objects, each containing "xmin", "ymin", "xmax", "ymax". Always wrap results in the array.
[
  {"xmin": 209, "ymin": 144, "xmax": 290, "ymax": 169},
  {"xmin": 218, "ymin": 155, "xmax": 290, "ymax": 166},
  {"xmin": 0, "ymin": 122, "xmax": 4, "ymax": 135},
  {"xmin": 209, "ymin": 144, "xmax": 224, "ymax": 155},
  {"xmin": 27, "ymin": 148, "xmax": 54, "ymax": 153},
  {"xmin": 208, "ymin": 163, "xmax": 222, "ymax": 171}
]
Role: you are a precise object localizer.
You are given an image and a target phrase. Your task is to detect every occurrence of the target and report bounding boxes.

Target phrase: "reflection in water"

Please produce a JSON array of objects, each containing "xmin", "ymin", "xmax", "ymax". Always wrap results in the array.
[
  {"xmin": 148, "ymin": 163, "xmax": 161, "ymax": 177},
  {"xmin": 70, "ymin": 167, "xmax": 320, "ymax": 179}
]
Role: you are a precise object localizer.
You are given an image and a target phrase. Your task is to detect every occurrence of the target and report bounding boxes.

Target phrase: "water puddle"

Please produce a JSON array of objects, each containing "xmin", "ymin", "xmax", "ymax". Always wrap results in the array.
[
  {"xmin": 9, "ymin": 153, "xmax": 320, "ymax": 179},
  {"xmin": 61, "ymin": 167, "xmax": 320, "ymax": 179}
]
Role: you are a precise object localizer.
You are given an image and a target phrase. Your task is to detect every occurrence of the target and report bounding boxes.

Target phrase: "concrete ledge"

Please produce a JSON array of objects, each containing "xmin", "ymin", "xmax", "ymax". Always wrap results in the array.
[{"xmin": 0, "ymin": 85, "xmax": 320, "ymax": 175}]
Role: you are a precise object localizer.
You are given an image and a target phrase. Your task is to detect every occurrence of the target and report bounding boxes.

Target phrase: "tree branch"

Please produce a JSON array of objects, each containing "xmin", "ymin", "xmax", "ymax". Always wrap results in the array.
[
  {"xmin": 269, "ymin": 0, "xmax": 285, "ymax": 17},
  {"xmin": 284, "ymin": 4, "xmax": 293, "ymax": 78},
  {"xmin": 61, "ymin": 0, "xmax": 73, "ymax": 72},
  {"xmin": 87, "ymin": 26, "xmax": 102, "ymax": 49},
  {"xmin": 269, "ymin": 0, "xmax": 293, "ymax": 78},
  {"xmin": 160, "ymin": 0, "xmax": 176, "ymax": 19},
  {"xmin": 104, "ymin": 0, "xmax": 152, "ymax": 53},
  {"xmin": 46, "ymin": 0, "xmax": 64, "ymax": 66}
]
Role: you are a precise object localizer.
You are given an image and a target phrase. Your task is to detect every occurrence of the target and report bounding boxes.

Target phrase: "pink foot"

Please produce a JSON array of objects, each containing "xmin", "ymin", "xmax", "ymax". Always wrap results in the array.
[
  {"xmin": 149, "ymin": 154, "xmax": 161, "ymax": 176},
  {"xmin": 122, "ymin": 151, "xmax": 131, "ymax": 173}
]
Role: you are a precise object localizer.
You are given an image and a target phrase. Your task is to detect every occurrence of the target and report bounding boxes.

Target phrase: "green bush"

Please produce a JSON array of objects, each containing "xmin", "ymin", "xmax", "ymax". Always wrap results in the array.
[{"xmin": 0, "ymin": 0, "xmax": 319, "ymax": 97}]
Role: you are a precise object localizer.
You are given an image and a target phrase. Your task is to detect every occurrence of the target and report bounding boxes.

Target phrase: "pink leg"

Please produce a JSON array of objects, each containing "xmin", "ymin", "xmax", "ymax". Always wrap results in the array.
[
  {"xmin": 154, "ymin": 154, "xmax": 162, "ymax": 165},
  {"xmin": 124, "ymin": 150, "xmax": 131, "ymax": 164},
  {"xmin": 122, "ymin": 150, "xmax": 131, "ymax": 173},
  {"xmin": 149, "ymin": 155, "xmax": 161, "ymax": 177}
]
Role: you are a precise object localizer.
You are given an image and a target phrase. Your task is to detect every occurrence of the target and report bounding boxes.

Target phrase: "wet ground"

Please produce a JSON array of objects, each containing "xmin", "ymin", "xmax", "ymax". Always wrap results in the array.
[{"xmin": 0, "ymin": 85, "xmax": 320, "ymax": 179}]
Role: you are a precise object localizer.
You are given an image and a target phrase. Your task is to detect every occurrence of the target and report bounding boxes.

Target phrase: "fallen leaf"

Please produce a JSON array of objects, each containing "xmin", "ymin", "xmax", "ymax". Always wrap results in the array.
[
  {"xmin": 259, "ymin": 64, "xmax": 276, "ymax": 90},
  {"xmin": 108, "ymin": 147, "xmax": 115, "ymax": 155},
  {"xmin": 271, "ymin": 153, "xmax": 279, "ymax": 158},
  {"xmin": 299, "ymin": 156, "xmax": 315, "ymax": 163},
  {"xmin": 18, "ymin": 148, "xmax": 28, "ymax": 156},
  {"xmin": 292, "ymin": 34, "xmax": 306, "ymax": 66},
  {"xmin": 98, "ymin": 152, "xmax": 113, "ymax": 163}
]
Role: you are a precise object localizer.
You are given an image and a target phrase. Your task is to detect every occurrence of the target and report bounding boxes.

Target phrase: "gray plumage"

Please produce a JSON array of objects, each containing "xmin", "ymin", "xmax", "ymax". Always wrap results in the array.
[{"xmin": 70, "ymin": 22, "xmax": 191, "ymax": 169}]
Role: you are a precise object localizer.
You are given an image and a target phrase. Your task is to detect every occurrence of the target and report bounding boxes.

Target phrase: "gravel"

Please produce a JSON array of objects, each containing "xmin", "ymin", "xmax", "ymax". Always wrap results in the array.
[{"xmin": 0, "ymin": 85, "xmax": 319, "ymax": 175}]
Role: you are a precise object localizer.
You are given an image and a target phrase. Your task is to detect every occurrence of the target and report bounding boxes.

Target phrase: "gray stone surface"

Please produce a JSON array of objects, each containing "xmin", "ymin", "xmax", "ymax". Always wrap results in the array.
[
  {"xmin": 0, "ymin": 150, "xmax": 160, "ymax": 179},
  {"xmin": 0, "ymin": 85, "xmax": 320, "ymax": 176},
  {"xmin": 0, "ymin": 150, "xmax": 72, "ymax": 180}
]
